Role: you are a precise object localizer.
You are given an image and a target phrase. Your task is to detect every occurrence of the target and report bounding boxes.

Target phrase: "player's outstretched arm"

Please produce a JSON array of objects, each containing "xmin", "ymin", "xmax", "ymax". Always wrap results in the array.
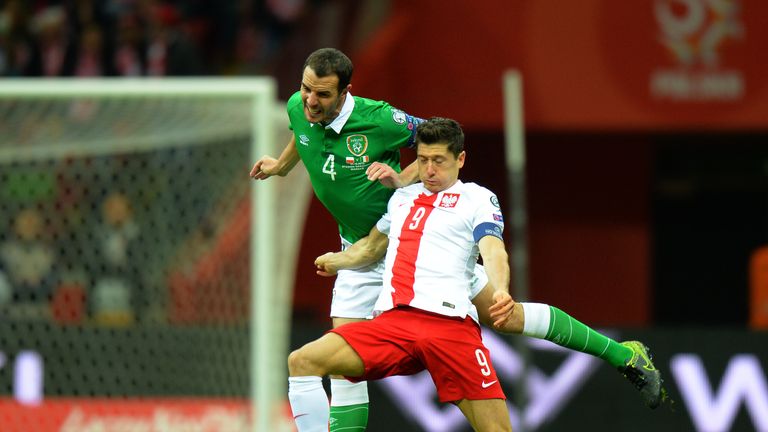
[
  {"xmin": 477, "ymin": 236, "xmax": 517, "ymax": 331},
  {"xmin": 250, "ymin": 135, "xmax": 301, "ymax": 179},
  {"xmin": 315, "ymin": 227, "xmax": 389, "ymax": 276}
]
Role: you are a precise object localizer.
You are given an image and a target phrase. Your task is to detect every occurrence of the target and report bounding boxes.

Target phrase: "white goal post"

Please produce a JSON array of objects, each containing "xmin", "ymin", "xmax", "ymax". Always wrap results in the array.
[
  {"xmin": 0, "ymin": 78, "xmax": 307, "ymax": 431},
  {"xmin": 503, "ymin": 70, "xmax": 531, "ymax": 431},
  {"xmin": 503, "ymin": 70, "xmax": 529, "ymax": 306}
]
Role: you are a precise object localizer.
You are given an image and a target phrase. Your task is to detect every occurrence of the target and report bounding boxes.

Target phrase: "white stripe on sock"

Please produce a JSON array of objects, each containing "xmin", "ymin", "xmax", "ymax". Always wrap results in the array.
[
  {"xmin": 521, "ymin": 303, "xmax": 552, "ymax": 338},
  {"xmin": 330, "ymin": 378, "xmax": 369, "ymax": 406}
]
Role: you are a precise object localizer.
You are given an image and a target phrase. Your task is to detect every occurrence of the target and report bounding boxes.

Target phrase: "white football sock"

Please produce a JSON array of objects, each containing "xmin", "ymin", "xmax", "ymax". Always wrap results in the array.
[{"xmin": 288, "ymin": 376, "xmax": 329, "ymax": 432}]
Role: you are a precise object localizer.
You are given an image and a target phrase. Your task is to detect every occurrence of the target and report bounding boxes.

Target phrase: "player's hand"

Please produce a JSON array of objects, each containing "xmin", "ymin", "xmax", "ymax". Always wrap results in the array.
[
  {"xmin": 250, "ymin": 156, "xmax": 281, "ymax": 180},
  {"xmin": 315, "ymin": 252, "xmax": 340, "ymax": 277},
  {"xmin": 488, "ymin": 290, "xmax": 515, "ymax": 330},
  {"xmin": 366, "ymin": 162, "xmax": 403, "ymax": 189}
]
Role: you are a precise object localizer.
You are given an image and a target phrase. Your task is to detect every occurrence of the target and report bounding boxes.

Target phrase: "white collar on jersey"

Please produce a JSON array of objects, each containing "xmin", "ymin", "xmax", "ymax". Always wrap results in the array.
[{"xmin": 324, "ymin": 91, "xmax": 355, "ymax": 133}]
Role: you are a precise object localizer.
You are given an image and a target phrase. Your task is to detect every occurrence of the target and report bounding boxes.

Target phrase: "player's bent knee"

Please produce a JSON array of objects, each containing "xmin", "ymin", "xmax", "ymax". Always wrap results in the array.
[{"xmin": 287, "ymin": 347, "xmax": 326, "ymax": 377}]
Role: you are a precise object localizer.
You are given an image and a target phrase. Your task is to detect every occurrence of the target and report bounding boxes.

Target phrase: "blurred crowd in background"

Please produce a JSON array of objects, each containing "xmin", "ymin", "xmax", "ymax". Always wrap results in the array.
[
  {"xmin": 0, "ymin": 0, "xmax": 377, "ymax": 97},
  {"xmin": 0, "ymin": 0, "xmax": 363, "ymax": 326},
  {"xmin": 0, "ymin": 142, "xmax": 250, "ymax": 327}
]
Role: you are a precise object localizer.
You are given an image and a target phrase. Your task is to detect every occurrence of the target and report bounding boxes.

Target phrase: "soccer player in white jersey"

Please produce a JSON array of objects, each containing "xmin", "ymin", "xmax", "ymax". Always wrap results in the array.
[
  {"xmin": 288, "ymin": 117, "xmax": 513, "ymax": 431},
  {"xmin": 288, "ymin": 118, "xmax": 667, "ymax": 432}
]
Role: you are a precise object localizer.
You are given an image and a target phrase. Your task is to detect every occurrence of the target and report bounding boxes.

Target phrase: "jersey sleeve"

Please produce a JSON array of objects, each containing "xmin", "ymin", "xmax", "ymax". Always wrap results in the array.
[
  {"xmin": 376, "ymin": 188, "xmax": 405, "ymax": 235},
  {"xmin": 376, "ymin": 210, "xmax": 392, "ymax": 236},
  {"xmin": 471, "ymin": 187, "xmax": 505, "ymax": 243},
  {"xmin": 377, "ymin": 103, "xmax": 424, "ymax": 150}
]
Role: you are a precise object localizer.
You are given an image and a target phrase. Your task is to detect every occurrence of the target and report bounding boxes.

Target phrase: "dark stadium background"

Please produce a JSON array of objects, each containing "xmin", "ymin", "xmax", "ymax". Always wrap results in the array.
[{"xmin": 2, "ymin": 1, "xmax": 767, "ymax": 431}]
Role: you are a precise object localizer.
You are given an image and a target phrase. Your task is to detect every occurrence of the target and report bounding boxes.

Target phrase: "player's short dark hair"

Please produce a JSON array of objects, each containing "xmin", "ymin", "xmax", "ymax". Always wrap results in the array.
[
  {"xmin": 304, "ymin": 48, "xmax": 354, "ymax": 92},
  {"xmin": 416, "ymin": 117, "xmax": 465, "ymax": 157}
]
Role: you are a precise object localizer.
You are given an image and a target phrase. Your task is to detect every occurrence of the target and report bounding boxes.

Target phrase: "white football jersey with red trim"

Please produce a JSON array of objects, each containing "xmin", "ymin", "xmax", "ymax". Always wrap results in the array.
[{"xmin": 373, "ymin": 180, "xmax": 504, "ymax": 321}]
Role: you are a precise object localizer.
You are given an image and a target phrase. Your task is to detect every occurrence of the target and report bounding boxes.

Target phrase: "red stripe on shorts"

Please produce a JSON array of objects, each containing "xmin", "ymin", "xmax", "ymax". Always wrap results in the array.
[{"xmin": 391, "ymin": 193, "xmax": 439, "ymax": 306}]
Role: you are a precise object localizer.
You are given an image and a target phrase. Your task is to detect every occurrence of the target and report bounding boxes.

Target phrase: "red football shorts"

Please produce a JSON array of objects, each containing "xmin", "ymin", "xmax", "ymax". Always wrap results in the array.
[{"xmin": 329, "ymin": 306, "xmax": 506, "ymax": 403}]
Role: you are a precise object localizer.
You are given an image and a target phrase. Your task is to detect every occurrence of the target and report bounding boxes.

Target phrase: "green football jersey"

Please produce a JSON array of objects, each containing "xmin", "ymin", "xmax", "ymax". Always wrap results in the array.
[{"xmin": 287, "ymin": 91, "xmax": 422, "ymax": 243}]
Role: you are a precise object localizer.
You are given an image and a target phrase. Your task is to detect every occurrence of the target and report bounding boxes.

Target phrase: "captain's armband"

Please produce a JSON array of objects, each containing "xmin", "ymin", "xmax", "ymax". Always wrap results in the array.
[{"xmin": 473, "ymin": 223, "xmax": 503, "ymax": 243}]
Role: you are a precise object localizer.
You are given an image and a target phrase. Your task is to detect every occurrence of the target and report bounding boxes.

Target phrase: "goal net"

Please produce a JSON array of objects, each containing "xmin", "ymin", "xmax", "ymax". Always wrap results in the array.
[{"xmin": 0, "ymin": 78, "xmax": 308, "ymax": 431}]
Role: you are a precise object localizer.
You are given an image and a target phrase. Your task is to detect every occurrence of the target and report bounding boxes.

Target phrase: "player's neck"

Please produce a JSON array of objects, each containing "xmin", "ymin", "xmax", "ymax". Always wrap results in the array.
[
  {"xmin": 323, "ymin": 93, "xmax": 347, "ymax": 126},
  {"xmin": 317, "ymin": 93, "xmax": 347, "ymax": 127}
]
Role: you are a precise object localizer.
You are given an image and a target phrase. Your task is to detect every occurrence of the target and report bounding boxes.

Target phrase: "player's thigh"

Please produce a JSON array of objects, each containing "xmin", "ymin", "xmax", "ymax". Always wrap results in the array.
[
  {"xmin": 419, "ymin": 317, "xmax": 505, "ymax": 402},
  {"xmin": 289, "ymin": 333, "xmax": 364, "ymax": 377},
  {"xmin": 329, "ymin": 317, "xmax": 367, "ymax": 379},
  {"xmin": 331, "ymin": 310, "xmax": 426, "ymax": 381},
  {"xmin": 456, "ymin": 398, "xmax": 512, "ymax": 432}
]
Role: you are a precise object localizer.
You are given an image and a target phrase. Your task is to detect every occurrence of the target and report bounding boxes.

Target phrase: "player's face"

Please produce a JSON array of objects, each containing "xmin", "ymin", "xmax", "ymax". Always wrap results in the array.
[
  {"xmin": 300, "ymin": 66, "xmax": 349, "ymax": 124},
  {"xmin": 417, "ymin": 143, "xmax": 465, "ymax": 193}
]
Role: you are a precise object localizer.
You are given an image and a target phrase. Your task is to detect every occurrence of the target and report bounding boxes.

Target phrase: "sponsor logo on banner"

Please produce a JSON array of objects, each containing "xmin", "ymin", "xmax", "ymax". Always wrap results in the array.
[
  {"xmin": 600, "ymin": 0, "xmax": 768, "ymax": 115},
  {"xmin": 651, "ymin": 0, "xmax": 745, "ymax": 101},
  {"xmin": 671, "ymin": 353, "xmax": 768, "ymax": 432},
  {"xmin": 377, "ymin": 331, "xmax": 768, "ymax": 432},
  {"xmin": 0, "ymin": 397, "xmax": 295, "ymax": 432}
]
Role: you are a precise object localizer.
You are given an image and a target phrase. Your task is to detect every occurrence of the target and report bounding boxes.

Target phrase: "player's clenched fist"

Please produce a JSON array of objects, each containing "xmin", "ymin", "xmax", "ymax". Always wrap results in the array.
[
  {"xmin": 315, "ymin": 252, "xmax": 340, "ymax": 277},
  {"xmin": 488, "ymin": 290, "xmax": 515, "ymax": 330}
]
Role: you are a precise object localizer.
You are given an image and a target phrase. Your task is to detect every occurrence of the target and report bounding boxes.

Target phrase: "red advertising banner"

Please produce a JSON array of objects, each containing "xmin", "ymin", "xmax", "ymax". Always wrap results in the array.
[
  {"xmin": 353, "ymin": 0, "xmax": 768, "ymax": 130},
  {"xmin": 0, "ymin": 398, "xmax": 294, "ymax": 432}
]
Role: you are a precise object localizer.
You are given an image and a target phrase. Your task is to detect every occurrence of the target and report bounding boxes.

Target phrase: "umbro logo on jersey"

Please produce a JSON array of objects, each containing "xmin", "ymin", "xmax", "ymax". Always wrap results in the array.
[
  {"xmin": 481, "ymin": 380, "xmax": 498, "ymax": 388},
  {"xmin": 299, "ymin": 135, "xmax": 310, "ymax": 146},
  {"xmin": 439, "ymin": 193, "xmax": 460, "ymax": 208}
]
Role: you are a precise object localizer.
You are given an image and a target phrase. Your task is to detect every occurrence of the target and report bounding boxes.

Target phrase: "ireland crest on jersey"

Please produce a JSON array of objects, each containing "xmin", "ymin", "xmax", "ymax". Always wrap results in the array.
[{"xmin": 346, "ymin": 135, "xmax": 368, "ymax": 156}]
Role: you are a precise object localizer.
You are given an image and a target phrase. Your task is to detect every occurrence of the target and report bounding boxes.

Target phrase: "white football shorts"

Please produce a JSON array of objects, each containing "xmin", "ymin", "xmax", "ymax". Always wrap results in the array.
[{"xmin": 330, "ymin": 238, "xmax": 490, "ymax": 318}]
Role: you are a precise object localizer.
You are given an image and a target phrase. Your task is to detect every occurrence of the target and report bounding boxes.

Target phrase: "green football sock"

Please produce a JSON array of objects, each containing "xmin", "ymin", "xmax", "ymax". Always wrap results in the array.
[
  {"xmin": 330, "ymin": 379, "xmax": 368, "ymax": 431},
  {"xmin": 329, "ymin": 403, "xmax": 369, "ymax": 432},
  {"xmin": 545, "ymin": 306, "xmax": 633, "ymax": 368}
]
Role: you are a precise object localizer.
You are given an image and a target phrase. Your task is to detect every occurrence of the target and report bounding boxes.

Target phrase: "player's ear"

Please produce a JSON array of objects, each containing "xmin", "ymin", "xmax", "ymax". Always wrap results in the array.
[{"xmin": 457, "ymin": 151, "xmax": 466, "ymax": 168}]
